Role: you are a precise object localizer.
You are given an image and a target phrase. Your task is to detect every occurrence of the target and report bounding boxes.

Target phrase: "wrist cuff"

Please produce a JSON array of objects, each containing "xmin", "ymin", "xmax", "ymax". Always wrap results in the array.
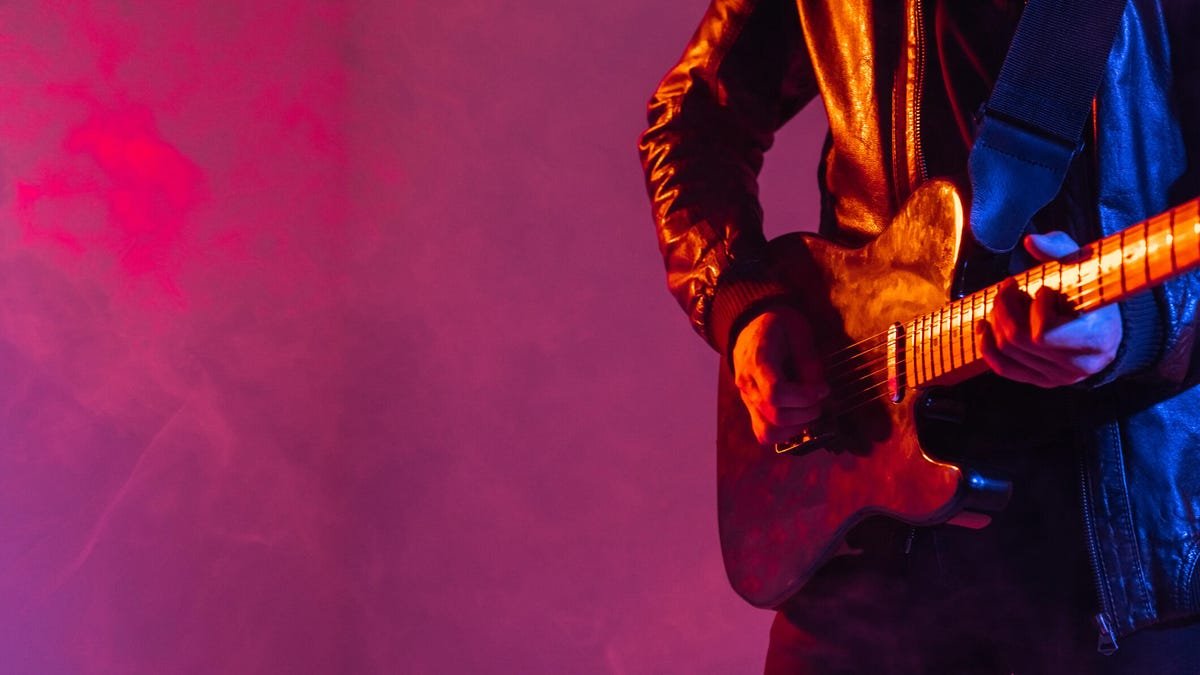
[
  {"xmin": 709, "ymin": 272, "xmax": 792, "ymax": 365},
  {"xmin": 1083, "ymin": 290, "xmax": 1163, "ymax": 387}
]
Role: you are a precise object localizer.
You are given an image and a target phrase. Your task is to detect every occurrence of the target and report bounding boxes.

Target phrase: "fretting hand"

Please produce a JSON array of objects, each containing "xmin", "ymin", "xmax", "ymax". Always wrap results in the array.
[{"xmin": 975, "ymin": 231, "xmax": 1123, "ymax": 387}]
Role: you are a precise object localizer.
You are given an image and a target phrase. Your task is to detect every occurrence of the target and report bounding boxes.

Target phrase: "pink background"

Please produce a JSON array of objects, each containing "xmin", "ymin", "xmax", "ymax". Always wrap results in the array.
[{"xmin": 0, "ymin": 1, "xmax": 826, "ymax": 672}]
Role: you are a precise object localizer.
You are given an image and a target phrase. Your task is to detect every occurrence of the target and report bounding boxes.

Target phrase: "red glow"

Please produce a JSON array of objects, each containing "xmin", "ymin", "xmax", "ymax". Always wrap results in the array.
[{"xmin": 16, "ymin": 101, "xmax": 204, "ymax": 303}]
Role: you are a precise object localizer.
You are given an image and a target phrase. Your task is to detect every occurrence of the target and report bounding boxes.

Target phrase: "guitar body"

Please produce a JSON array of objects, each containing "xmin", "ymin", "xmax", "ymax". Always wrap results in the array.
[{"xmin": 716, "ymin": 180, "xmax": 1008, "ymax": 608}]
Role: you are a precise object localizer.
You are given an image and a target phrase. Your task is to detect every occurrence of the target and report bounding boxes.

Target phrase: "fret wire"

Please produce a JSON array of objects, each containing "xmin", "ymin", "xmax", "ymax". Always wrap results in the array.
[
  {"xmin": 1152, "ymin": 210, "xmax": 1171, "ymax": 282},
  {"xmin": 926, "ymin": 311, "xmax": 934, "ymax": 380},
  {"xmin": 932, "ymin": 308, "xmax": 941, "ymax": 378},
  {"xmin": 1143, "ymin": 216, "xmax": 1152, "ymax": 285},
  {"xmin": 926, "ymin": 310, "xmax": 935, "ymax": 379},
  {"xmin": 951, "ymin": 301, "xmax": 960, "ymax": 369},
  {"xmin": 1192, "ymin": 202, "xmax": 1199, "ymax": 267},
  {"xmin": 925, "ymin": 313, "xmax": 932, "ymax": 383},
  {"xmin": 936, "ymin": 306, "xmax": 945, "ymax": 377},
  {"xmin": 1078, "ymin": 252, "xmax": 1087, "ymax": 305},
  {"xmin": 928, "ymin": 311, "xmax": 936, "ymax": 380},
  {"xmin": 945, "ymin": 304, "xmax": 951, "ymax": 373},
  {"xmin": 981, "ymin": 289, "xmax": 988, "ymax": 356},
  {"xmin": 912, "ymin": 318, "xmax": 920, "ymax": 386},
  {"xmin": 1075, "ymin": 253, "xmax": 1085, "ymax": 308},
  {"xmin": 980, "ymin": 287, "xmax": 990, "ymax": 354},
  {"xmin": 937, "ymin": 305, "xmax": 945, "ymax": 373},
  {"xmin": 913, "ymin": 318, "xmax": 924, "ymax": 387},
  {"xmin": 911, "ymin": 317, "xmax": 917, "ymax": 387},
  {"xmin": 939, "ymin": 305, "xmax": 947, "ymax": 371},
  {"xmin": 1166, "ymin": 208, "xmax": 1177, "ymax": 271},
  {"xmin": 950, "ymin": 303, "xmax": 957, "ymax": 368},
  {"xmin": 967, "ymin": 293, "xmax": 975, "ymax": 363},
  {"xmin": 1170, "ymin": 206, "xmax": 1178, "ymax": 273},
  {"xmin": 954, "ymin": 302, "xmax": 961, "ymax": 368},
  {"xmin": 922, "ymin": 313, "xmax": 931, "ymax": 385},
  {"xmin": 944, "ymin": 304, "xmax": 954, "ymax": 371},
  {"xmin": 902, "ymin": 320, "xmax": 912, "ymax": 388},
  {"xmin": 957, "ymin": 298, "xmax": 966, "ymax": 367},
  {"xmin": 1118, "ymin": 229, "xmax": 1127, "ymax": 296},
  {"xmin": 912, "ymin": 314, "xmax": 921, "ymax": 384},
  {"xmin": 929, "ymin": 309, "xmax": 936, "ymax": 379},
  {"xmin": 975, "ymin": 289, "xmax": 983, "ymax": 360},
  {"xmin": 905, "ymin": 320, "xmax": 914, "ymax": 388},
  {"xmin": 921, "ymin": 312, "xmax": 931, "ymax": 381}
]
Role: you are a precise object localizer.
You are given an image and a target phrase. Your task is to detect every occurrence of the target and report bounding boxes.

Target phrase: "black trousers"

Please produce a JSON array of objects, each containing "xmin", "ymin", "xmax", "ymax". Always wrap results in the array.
[{"xmin": 762, "ymin": 382, "xmax": 1200, "ymax": 674}]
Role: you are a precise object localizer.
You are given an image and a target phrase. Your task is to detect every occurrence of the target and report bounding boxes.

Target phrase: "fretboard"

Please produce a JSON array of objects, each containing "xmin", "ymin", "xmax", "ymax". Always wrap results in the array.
[{"xmin": 907, "ymin": 197, "xmax": 1200, "ymax": 388}]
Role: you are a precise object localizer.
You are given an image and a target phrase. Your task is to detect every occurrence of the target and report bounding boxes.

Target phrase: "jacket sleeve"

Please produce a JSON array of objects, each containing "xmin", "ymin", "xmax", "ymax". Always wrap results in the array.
[
  {"xmin": 1098, "ymin": 0, "xmax": 1200, "ymax": 391},
  {"xmin": 1155, "ymin": 0, "xmax": 1200, "ymax": 389},
  {"xmin": 637, "ymin": 0, "xmax": 818, "ymax": 358}
]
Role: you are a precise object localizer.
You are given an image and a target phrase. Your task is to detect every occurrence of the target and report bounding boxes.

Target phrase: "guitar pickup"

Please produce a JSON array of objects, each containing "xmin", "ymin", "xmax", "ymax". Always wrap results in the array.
[{"xmin": 886, "ymin": 321, "xmax": 906, "ymax": 403}]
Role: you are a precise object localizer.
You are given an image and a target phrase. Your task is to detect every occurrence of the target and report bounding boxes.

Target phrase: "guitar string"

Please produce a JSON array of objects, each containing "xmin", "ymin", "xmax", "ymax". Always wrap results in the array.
[
  {"xmin": 820, "ymin": 270, "xmax": 1144, "ymax": 406},
  {"xmin": 825, "ymin": 363, "xmax": 891, "ymax": 395},
  {"xmin": 1048, "ymin": 212, "xmax": 1194, "ymax": 312},
  {"xmin": 821, "ymin": 290, "xmax": 1064, "ymax": 405},
  {"xmin": 819, "ymin": 330, "xmax": 899, "ymax": 368},
  {"xmin": 823, "ymin": 266, "xmax": 1138, "ymax": 384},
  {"xmin": 823, "ymin": 341, "xmax": 888, "ymax": 378},
  {"xmin": 812, "ymin": 211, "xmax": 1200, "ymax": 403},
  {"xmin": 819, "ymin": 210, "xmax": 1190, "ymax": 366},
  {"xmin": 1067, "ymin": 210, "xmax": 1194, "ymax": 308},
  {"xmin": 834, "ymin": 386, "xmax": 895, "ymax": 418},
  {"xmin": 816, "ymin": 246, "xmax": 1171, "ymax": 408}
]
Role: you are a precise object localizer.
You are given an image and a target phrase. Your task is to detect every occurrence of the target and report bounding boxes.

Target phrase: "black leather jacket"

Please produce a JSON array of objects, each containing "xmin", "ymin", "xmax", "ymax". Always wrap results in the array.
[{"xmin": 639, "ymin": 0, "xmax": 1200, "ymax": 648}]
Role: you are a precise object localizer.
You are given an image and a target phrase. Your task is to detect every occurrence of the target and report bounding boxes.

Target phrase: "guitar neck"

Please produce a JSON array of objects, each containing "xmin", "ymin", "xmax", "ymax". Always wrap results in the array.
[{"xmin": 907, "ymin": 197, "xmax": 1200, "ymax": 388}]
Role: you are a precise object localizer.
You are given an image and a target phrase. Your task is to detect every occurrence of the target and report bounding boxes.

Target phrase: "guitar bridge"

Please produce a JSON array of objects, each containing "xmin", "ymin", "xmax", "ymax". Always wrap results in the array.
[{"xmin": 774, "ymin": 418, "xmax": 840, "ymax": 456}]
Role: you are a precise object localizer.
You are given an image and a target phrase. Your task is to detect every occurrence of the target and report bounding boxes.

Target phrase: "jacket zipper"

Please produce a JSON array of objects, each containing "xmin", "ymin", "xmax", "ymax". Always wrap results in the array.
[
  {"xmin": 908, "ymin": 0, "xmax": 1117, "ymax": 654},
  {"xmin": 912, "ymin": 0, "xmax": 1116, "ymax": 655},
  {"xmin": 1079, "ymin": 448, "xmax": 1119, "ymax": 655},
  {"xmin": 912, "ymin": 0, "xmax": 929, "ymax": 185}
]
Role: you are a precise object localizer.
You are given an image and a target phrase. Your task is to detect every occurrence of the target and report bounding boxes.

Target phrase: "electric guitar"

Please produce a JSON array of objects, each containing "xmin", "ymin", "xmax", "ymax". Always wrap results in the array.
[{"xmin": 717, "ymin": 178, "xmax": 1200, "ymax": 608}]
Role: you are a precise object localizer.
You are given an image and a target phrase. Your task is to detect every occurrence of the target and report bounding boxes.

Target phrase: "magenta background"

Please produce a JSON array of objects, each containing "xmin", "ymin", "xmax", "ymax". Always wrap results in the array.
[{"xmin": 0, "ymin": 2, "xmax": 826, "ymax": 673}]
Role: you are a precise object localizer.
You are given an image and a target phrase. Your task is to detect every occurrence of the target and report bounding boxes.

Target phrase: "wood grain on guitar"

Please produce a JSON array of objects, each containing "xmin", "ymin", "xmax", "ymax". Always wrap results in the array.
[{"xmin": 716, "ymin": 179, "xmax": 1200, "ymax": 608}]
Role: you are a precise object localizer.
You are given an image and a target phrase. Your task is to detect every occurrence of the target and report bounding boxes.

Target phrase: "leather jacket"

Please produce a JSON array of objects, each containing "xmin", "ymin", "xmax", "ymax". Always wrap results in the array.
[{"xmin": 638, "ymin": 0, "xmax": 1200, "ymax": 650}]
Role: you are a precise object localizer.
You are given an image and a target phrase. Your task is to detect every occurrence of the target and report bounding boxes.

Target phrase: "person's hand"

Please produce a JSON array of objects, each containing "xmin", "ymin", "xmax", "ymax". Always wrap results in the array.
[
  {"xmin": 732, "ymin": 305, "xmax": 830, "ymax": 445},
  {"xmin": 975, "ymin": 231, "xmax": 1123, "ymax": 387}
]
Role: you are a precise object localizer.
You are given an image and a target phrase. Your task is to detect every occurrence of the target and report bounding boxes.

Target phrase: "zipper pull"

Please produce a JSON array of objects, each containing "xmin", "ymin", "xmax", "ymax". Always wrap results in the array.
[{"xmin": 1094, "ymin": 612, "xmax": 1119, "ymax": 656}]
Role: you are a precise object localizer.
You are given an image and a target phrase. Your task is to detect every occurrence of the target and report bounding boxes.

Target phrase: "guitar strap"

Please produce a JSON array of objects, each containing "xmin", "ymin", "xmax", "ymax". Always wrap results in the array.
[{"xmin": 968, "ymin": 0, "xmax": 1130, "ymax": 253}]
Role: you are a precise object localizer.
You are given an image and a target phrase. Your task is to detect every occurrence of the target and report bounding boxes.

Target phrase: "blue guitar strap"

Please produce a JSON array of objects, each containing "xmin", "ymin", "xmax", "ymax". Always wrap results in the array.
[{"xmin": 968, "ymin": 0, "xmax": 1130, "ymax": 252}]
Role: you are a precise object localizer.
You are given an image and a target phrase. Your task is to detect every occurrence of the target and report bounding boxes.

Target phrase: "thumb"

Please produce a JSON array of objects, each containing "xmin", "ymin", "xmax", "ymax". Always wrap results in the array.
[{"xmin": 1023, "ymin": 231, "xmax": 1080, "ymax": 262}]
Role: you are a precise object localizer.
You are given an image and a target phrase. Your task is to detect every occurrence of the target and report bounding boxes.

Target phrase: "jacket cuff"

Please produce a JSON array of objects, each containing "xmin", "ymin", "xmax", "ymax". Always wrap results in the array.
[
  {"xmin": 709, "ymin": 270, "xmax": 792, "ymax": 367},
  {"xmin": 1083, "ymin": 290, "xmax": 1164, "ymax": 387}
]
